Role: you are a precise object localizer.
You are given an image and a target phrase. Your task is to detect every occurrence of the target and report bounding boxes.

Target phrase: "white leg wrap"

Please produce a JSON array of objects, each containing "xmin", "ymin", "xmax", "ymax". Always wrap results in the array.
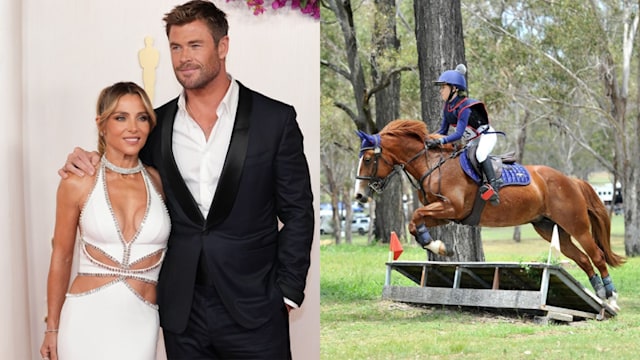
[
  {"xmin": 607, "ymin": 292, "xmax": 620, "ymax": 312},
  {"xmin": 425, "ymin": 240, "xmax": 446, "ymax": 256}
]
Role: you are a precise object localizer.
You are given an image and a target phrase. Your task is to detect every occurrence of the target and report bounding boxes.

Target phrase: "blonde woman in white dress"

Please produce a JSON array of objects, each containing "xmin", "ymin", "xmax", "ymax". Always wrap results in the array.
[{"xmin": 40, "ymin": 82, "xmax": 170, "ymax": 360}]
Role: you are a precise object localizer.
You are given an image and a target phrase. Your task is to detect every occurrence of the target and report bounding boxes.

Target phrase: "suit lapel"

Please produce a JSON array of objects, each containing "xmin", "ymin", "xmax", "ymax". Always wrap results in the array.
[
  {"xmin": 159, "ymin": 98, "xmax": 205, "ymax": 226},
  {"xmin": 205, "ymin": 83, "xmax": 252, "ymax": 230}
]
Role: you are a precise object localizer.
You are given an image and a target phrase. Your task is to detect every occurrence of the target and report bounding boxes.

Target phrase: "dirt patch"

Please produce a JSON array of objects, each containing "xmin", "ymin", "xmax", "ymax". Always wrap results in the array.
[{"xmin": 381, "ymin": 300, "xmax": 595, "ymax": 325}]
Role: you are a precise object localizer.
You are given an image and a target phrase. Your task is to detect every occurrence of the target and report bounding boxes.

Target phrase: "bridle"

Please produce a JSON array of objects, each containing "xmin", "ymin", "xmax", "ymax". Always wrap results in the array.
[
  {"xmin": 356, "ymin": 145, "xmax": 410, "ymax": 195},
  {"xmin": 356, "ymin": 138, "xmax": 463, "ymax": 201}
]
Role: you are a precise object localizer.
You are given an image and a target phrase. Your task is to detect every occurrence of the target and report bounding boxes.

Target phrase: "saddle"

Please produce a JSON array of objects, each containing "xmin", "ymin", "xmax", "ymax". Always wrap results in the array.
[
  {"xmin": 459, "ymin": 143, "xmax": 530, "ymax": 187},
  {"xmin": 457, "ymin": 144, "xmax": 531, "ymax": 225}
]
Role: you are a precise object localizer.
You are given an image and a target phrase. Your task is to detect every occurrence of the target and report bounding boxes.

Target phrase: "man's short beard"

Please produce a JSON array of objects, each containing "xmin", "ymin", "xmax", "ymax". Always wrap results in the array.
[
  {"xmin": 177, "ymin": 67, "xmax": 218, "ymax": 90},
  {"xmin": 179, "ymin": 74, "xmax": 215, "ymax": 90}
]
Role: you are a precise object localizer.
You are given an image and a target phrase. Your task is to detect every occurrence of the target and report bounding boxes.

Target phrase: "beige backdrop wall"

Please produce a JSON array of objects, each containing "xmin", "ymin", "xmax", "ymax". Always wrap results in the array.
[{"xmin": 3, "ymin": 1, "xmax": 320, "ymax": 359}]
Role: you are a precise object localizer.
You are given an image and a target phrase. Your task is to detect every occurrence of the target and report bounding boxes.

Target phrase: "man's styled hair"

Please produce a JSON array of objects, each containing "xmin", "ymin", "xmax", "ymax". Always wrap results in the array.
[{"xmin": 163, "ymin": 0, "xmax": 229, "ymax": 44}]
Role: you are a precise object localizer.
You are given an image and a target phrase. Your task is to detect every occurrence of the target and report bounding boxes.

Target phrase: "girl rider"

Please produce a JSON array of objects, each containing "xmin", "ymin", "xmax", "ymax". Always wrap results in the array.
[{"xmin": 427, "ymin": 64, "xmax": 501, "ymax": 205}]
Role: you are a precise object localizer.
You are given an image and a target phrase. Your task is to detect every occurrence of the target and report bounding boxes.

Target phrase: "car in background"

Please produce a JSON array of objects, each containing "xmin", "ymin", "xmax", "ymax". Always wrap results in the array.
[
  {"xmin": 320, "ymin": 215, "xmax": 334, "ymax": 235},
  {"xmin": 351, "ymin": 217, "xmax": 370, "ymax": 235}
]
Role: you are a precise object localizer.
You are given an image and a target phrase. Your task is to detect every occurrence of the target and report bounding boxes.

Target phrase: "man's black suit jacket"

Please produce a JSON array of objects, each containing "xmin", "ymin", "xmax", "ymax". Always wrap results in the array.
[{"xmin": 141, "ymin": 82, "xmax": 314, "ymax": 332}]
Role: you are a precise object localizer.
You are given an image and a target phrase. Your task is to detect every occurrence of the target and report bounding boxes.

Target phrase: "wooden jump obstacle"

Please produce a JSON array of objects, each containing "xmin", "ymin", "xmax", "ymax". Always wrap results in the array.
[{"xmin": 383, "ymin": 261, "xmax": 617, "ymax": 322}]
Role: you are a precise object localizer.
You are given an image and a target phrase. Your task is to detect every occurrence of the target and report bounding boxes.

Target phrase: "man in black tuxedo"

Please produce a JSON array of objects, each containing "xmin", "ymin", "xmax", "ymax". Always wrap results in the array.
[{"xmin": 61, "ymin": 1, "xmax": 314, "ymax": 358}]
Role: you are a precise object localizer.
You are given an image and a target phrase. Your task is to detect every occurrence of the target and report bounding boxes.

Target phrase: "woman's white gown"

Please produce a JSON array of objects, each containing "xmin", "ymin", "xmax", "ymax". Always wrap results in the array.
[{"xmin": 57, "ymin": 163, "xmax": 170, "ymax": 360}]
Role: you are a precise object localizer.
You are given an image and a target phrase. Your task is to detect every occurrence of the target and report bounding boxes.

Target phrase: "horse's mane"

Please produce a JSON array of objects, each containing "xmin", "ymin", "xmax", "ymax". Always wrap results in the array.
[{"xmin": 380, "ymin": 119, "xmax": 443, "ymax": 142}]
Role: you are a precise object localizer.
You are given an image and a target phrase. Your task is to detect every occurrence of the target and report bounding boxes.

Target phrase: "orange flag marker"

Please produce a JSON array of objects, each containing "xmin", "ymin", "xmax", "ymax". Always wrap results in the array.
[{"xmin": 389, "ymin": 231, "xmax": 403, "ymax": 261}]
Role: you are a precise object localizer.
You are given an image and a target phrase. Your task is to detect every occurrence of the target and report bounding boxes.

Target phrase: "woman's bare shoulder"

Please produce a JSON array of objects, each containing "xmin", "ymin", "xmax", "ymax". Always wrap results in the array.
[{"xmin": 58, "ymin": 172, "xmax": 96, "ymax": 200}]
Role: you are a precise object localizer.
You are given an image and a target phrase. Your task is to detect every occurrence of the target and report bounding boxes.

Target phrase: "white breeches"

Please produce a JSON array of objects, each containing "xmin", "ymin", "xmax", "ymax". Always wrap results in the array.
[{"xmin": 470, "ymin": 125, "xmax": 497, "ymax": 163}]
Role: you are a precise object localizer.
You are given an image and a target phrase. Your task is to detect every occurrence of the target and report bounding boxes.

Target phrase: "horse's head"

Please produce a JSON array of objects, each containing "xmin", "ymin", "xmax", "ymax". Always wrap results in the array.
[
  {"xmin": 354, "ymin": 120, "xmax": 444, "ymax": 203},
  {"xmin": 353, "ymin": 129, "xmax": 404, "ymax": 203}
]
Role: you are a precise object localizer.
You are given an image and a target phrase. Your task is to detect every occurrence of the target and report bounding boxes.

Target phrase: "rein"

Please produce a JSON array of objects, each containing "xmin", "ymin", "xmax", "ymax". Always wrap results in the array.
[
  {"xmin": 358, "ymin": 139, "xmax": 463, "ymax": 202},
  {"xmin": 417, "ymin": 147, "xmax": 463, "ymax": 203}
]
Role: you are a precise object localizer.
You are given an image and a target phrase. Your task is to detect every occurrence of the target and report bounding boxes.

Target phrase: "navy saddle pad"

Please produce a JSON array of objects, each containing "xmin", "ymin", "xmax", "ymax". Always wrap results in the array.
[{"xmin": 459, "ymin": 150, "xmax": 531, "ymax": 187}]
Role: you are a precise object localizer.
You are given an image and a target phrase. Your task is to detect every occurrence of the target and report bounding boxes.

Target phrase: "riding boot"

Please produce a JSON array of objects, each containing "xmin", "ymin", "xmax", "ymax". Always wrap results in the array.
[{"xmin": 479, "ymin": 160, "xmax": 500, "ymax": 205}]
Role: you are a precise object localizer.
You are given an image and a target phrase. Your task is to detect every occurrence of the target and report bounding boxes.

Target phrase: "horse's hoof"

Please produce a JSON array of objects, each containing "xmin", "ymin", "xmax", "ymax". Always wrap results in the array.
[
  {"xmin": 424, "ymin": 240, "xmax": 453, "ymax": 257},
  {"xmin": 607, "ymin": 292, "xmax": 621, "ymax": 312}
]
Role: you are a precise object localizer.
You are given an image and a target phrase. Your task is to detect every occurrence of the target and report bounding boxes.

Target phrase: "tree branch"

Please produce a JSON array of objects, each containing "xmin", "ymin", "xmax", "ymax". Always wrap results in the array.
[
  {"xmin": 366, "ymin": 65, "xmax": 415, "ymax": 103},
  {"xmin": 334, "ymin": 101, "xmax": 357, "ymax": 122},
  {"xmin": 321, "ymin": 59, "xmax": 351, "ymax": 81},
  {"xmin": 464, "ymin": 4, "xmax": 603, "ymax": 103}
]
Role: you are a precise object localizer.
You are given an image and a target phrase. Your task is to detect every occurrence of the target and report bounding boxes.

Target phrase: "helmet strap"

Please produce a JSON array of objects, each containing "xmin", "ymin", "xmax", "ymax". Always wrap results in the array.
[{"xmin": 446, "ymin": 86, "xmax": 457, "ymax": 102}]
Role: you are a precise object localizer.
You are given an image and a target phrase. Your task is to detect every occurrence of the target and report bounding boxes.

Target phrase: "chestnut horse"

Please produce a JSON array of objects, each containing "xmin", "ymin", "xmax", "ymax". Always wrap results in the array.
[{"xmin": 354, "ymin": 119, "xmax": 624, "ymax": 309}]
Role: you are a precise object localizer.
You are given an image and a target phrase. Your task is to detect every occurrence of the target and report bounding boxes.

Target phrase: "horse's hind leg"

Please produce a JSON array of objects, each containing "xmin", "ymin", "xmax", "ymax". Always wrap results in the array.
[
  {"xmin": 570, "ymin": 228, "xmax": 620, "ymax": 309},
  {"xmin": 531, "ymin": 221, "xmax": 607, "ymax": 299}
]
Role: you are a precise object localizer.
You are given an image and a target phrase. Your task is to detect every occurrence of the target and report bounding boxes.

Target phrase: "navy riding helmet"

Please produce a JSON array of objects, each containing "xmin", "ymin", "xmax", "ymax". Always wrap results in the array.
[{"xmin": 434, "ymin": 64, "xmax": 467, "ymax": 90}]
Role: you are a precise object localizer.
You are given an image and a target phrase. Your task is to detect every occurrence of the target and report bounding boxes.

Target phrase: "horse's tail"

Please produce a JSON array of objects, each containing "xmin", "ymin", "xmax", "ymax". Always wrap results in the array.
[{"xmin": 575, "ymin": 178, "xmax": 626, "ymax": 267}]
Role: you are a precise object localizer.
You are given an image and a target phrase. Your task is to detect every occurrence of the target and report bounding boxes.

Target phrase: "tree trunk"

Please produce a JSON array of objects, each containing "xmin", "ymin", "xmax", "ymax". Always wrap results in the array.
[
  {"xmin": 512, "ymin": 109, "xmax": 530, "ymax": 243},
  {"xmin": 367, "ymin": 200, "xmax": 377, "ymax": 245},
  {"xmin": 414, "ymin": 0, "xmax": 483, "ymax": 261},
  {"xmin": 342, "ymin": 188, "xmax": 353, "ymax": 244},
  {"xmin": 331, "ymin": 192, "xmax": 342, "ymax": 245},
  {"xmin": 598, "ymin": 51, "xmax": 639, "ymax": 256},
  {"xmin": 374, "ymin": 182, "xmax": 404, "ymax": 244},
  {"xmin": 372, "ymin": 0, "xmax": 404, "ymax": 244},
  {"xmin": 628, "ymin": 42, "xmax": 640, "ymax": 256},
  {"xmin": 588, "ymin": 0, "xmax": 640, "ymax": 256},
  {"xmin": 324, "ymin": 0, "xmax": 374, "ymax": 132}
]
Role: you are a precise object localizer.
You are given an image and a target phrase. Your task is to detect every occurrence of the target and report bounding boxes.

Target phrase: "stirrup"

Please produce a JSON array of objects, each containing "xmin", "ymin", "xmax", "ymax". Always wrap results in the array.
[{"xmin": 480, "ymin": 184, "xmax": 500, "ymax": 205}]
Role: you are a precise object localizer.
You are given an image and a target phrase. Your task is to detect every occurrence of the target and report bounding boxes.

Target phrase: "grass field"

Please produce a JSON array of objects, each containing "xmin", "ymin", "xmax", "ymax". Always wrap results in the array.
[{"xmin": 320, "ymin": 215, "xmax": 640, "ymax": 359}]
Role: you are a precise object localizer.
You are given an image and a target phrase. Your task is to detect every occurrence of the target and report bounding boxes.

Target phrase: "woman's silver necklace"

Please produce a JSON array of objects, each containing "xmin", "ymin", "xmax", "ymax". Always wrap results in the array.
[{"xmin": 101, "ymin": 155, "xmax": 143, "ymax": 175}]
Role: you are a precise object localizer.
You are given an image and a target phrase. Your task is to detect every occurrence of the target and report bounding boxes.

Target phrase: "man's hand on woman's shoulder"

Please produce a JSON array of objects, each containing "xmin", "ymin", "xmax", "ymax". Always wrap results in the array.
[{"xmin": 58, "ymin": 147, "xmax": 100, "ymax": 179}]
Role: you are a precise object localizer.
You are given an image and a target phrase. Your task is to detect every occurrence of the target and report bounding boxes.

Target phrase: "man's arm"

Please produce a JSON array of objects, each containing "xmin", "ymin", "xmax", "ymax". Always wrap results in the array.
[{"xmin": 274, "ymin": 107, "xmax": 315, "ymax": 308}]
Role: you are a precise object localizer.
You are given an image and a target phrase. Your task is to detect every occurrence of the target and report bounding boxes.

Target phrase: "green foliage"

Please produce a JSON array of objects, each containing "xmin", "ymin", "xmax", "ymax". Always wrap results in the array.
[{"xmin": 460, "ymin": 0, "xmax": 634, "ymax": 177}]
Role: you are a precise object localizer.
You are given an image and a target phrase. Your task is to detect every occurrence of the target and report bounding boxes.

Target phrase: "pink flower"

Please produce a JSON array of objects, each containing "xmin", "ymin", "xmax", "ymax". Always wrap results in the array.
[
  {"xmin": 272, "ymin": 0, "xmax": 287, "ymax": 10},
  {"xmin": 228, "ymin": 0, "xmax": 319, "ymax": 19}
]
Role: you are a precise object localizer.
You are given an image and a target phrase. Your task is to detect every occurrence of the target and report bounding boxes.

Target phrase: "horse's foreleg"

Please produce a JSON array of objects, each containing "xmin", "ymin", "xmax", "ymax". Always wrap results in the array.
[
  {"xmin": 409, "ymin": 202, "xmax": 457, "ymax": 256},
  {"xmin": 410, "ymin": 201, "xmax": 458, "ymax": 226}
]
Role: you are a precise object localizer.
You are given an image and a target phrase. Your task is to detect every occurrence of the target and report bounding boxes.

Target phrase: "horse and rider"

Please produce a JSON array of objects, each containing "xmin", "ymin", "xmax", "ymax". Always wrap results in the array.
[
  {"xmin": 429, "ymin": 64, "xmax": 501, "ymax": 205},
  {"xmin": 353, "ymin": 64, "xmax": 624, "ymax": 311}
]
